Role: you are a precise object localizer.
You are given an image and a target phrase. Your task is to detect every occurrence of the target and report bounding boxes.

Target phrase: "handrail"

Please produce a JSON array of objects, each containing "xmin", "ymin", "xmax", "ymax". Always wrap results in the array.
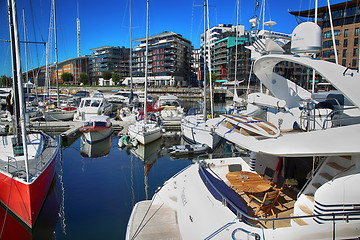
[{"xmin": 198, "ymin": 159, "xmax": 360, "ymax": 230}]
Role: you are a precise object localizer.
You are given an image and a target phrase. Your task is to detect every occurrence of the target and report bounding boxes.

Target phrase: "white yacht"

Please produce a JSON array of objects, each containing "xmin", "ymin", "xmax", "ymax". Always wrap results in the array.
[
  {"xmin": 156, "ymin": 95, "xmax": 184, "ymax": 126},
  {"xmin": 125, "ymin": 22, "xmax": 360, "ymax": 240},
  {"xmin": 73, "ymin": 96, "xmax": 113, "ymax": 121}
]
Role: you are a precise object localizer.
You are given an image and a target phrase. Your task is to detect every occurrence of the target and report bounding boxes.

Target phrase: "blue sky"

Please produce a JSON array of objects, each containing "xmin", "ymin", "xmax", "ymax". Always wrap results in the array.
[{"xmin": 0, "ymin": 0, "xmax": 345, "ymax": 77}]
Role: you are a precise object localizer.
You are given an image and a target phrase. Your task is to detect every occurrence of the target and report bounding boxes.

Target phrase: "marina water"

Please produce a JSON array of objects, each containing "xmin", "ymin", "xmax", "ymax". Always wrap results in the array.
[{"xmin": 0, "ymin": 101, "xmax": 230, "ymax": 239}]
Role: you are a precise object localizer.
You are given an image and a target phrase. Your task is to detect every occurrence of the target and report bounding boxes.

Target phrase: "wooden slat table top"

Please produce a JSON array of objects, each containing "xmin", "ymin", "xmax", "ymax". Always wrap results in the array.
[{"xmin": 226, "ymin": 171, "xmax": 272, "ymax": 193}]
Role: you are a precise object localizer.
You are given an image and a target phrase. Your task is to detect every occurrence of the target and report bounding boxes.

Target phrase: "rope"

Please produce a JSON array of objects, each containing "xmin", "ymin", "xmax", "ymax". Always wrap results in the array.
[
  {"xmin": 0, "ymin": 176, "xmax": 14, "ymax": 239},
  {"xmin": 130, "ymin": 192, "xmax": 160, "ymax": 240}
]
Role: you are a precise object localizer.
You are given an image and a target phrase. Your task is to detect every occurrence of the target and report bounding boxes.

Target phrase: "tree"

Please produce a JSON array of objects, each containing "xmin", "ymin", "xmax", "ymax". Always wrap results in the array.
[
  {"xmin": 206, "ymin": 72, "xmax": 218, "ymax": 86},
  {"xmin": 61, "ymin": 72, "xmax": 74, "ymax": 83},
  {"xmin": 102, "ymin": 70, "xmax": 112, "ymax": 80},
  {"xmin": 112, "ymin": 72, "xmax": 122, "ymax": 85},
  {"xmin": 79, "ymin": 72, "xmax": 89, "ymax": 85},
  {"xmin": 0, "ymin": 75, "xmax": 12, "ymax": 87}
]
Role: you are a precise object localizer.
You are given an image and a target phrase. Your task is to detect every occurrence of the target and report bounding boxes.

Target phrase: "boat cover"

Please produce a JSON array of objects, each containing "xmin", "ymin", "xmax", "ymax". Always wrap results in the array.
[{"xmin": 199, "ymin": 165, "xmax": 248, "ymax": 219}]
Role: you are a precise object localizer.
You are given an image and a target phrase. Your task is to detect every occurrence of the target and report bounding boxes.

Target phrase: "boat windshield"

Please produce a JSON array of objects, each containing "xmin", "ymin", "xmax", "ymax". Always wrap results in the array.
[
  {"xmin": 94, "ymin": 122, "xmax": 107, "ymax": 128},
  {"xmin": 83, "ymin": 121, "xmax": 93, "ymax": 128},
  {"xmin": 91, "ymin": 100, "xmax": 100, "ymax": 107},
  {"xmin": 84, "ymin": 99, "xmax": 91, "ymax": 107}
]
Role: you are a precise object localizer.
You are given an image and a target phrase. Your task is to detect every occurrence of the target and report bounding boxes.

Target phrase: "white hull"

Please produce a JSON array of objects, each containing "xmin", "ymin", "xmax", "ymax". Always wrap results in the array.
[
  {"xmin": 128, "ymin": 121, "xmax": 162, "ymax": 145},
  {"xmin": 43, "ymin": 109, "xmax": 76, "ymax": 121},
  {"xmin": 82, "ymin": 127, "xmax": 113, "ymax": 144},
  {"xmin": 181, "ymin": 115, "xmax": 220, "ymax": 149},
  {"xmin": 126, "ymin": 158, "xmax": 360, "ymax": 240}
]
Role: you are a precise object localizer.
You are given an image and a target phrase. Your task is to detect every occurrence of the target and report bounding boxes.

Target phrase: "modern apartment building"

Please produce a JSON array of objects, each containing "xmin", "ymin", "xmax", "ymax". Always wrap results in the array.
[
  {"xmin": 89, "ymin": 46, "xmax": 130, "ymax": 80},
  {"xmin": 132, "ymin": 31, "xmax": 191, "ymax": 86},
  {"xmin": 290, "ymin": 0, "xmax": 360, "ymax": 69},
  {"xmin": 212, "ymin": 36, "xmax": 250, "ymax": 81}
]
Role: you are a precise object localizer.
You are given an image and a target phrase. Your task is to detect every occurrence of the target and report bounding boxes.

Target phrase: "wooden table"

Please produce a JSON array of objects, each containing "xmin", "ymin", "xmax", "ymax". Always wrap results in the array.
[{"xmin": 226, "ymin": 171, "xmax": 272, "ymax": 193}]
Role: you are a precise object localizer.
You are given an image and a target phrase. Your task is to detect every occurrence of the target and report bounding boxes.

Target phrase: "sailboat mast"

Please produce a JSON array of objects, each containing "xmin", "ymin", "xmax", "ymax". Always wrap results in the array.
[
  {"xmin": 203, "ymin": 0, "xmax": 207, "ymax": 121},
  {"xmin": 23, "ymin": 8, "xmax": 29, "ymax": 102},
  {"xmin": 206, "ymin": 0, "xmax": 213, "ymax": 118},
  {"xmin": 129, "ymin": 0, "xmax": 133, "ymax": 102},
  {"xmin": 8, "ymin": 0, "xmax": 30, "ymax": 182},
  {"xmin": 144, "ymin": 0, "xmax": 149, "ymax": 123},
  {"xmin": 53, "ymin": 0, "xmax": 59, "ymax": 107},
  {"xmin": 234, "ymin": 0, "xmax": 239, "ymax": 86}
]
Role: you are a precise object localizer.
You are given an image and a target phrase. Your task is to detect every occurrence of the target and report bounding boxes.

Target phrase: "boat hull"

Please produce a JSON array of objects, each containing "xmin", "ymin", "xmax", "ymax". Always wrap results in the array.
[
  {"xmin": 181, "ymin": 116, "xmax": 220, "ymax": 149},
  {"xmin": 0, "ymin": 152, "xmax": 57, "ymax": 229},
  {"xmin": 44, "ymin": 109, "xmax": 76, "ymax": 121},
  {"xmin": 82, "ymin": 127, "xmax": 114, "ymax": 144},
  {"xmin": 128, "ymin": 122, "xmax": 162, "ymax": 145}
]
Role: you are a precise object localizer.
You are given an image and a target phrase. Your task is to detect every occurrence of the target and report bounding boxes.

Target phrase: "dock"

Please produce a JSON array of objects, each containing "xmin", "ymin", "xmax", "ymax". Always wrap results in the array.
[{"xmin": 127, "ymin": 201, "xmax": 180, "ymax": 240}]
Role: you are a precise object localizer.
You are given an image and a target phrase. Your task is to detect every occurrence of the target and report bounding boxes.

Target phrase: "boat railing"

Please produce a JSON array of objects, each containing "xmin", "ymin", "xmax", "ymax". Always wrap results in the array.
[
  {"xmin": 198, "ymin": 159, "xmax": 360, "ymax": 238},
  {"xmin": 299, "ymin": 97, "xmax": 359, "ymax": 130},
  {"xmin": 7, "ymin": 156, "xmax": 32, "ymax": 179}
]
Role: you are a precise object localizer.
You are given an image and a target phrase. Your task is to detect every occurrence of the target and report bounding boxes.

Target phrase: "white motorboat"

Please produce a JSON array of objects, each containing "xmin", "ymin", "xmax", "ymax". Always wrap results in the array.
[
  {"xmin": 80, "ymin": 115, "xmax": 113, "ymax": 144},
  {"xmin": 156, "ymin": 95, "xmax": 184, "ymax": 126},
  {"xmin": 168, "ymin": 143, "xmax": 209, "ymax": 155},
  {"xmin": 73, "ymin": 96, "xmax": 113, "ymax": 121},
  {"xmin": 125, "ymin": 22, "xmax": 360, "ymax": 240}
]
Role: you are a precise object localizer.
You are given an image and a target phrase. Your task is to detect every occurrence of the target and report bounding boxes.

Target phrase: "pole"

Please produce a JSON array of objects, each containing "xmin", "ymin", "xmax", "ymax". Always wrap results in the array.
[
  {"xmin": 206, "ymin": 0, "xmax": 213, "ymax": 118},
  {"xmin": 144, "ymin": 0, "xmax": 149, "ymax": 124},
  {"xmin": 129, "ymin": 0, "xmax": 133, "ymax": 102},
  {"xmin": 53, "ymin": 0, "xmax": 59, "ymax": 107},
  {"xmin": 203, "ymin": 0, "xmax": 207, "ymax": 121},
  {"xmin": 9, "ymin": 0, "xmax": 30, "ymax": 182}
]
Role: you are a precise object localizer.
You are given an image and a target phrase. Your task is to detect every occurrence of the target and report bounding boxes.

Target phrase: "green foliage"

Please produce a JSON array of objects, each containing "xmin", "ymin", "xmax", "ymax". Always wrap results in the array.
[
  {"xmin": 79, "ymin": 72, "xmax": 89, "ymax": 84},
  {"xmin": 206, "ymin": 72, "xmax": 218, "ymax": 85},
  {"xmin": 61, "ymin": 72, "xmax": 74, "ymax": 83},
  {"xmin": 102, "ymin": 70, "xmax": 112, "ymax": 80},
  {"xmin": 0, "ymin": 75, "xmax": 12, "ymax": 87},
  {"xmin": 112, "ymin": 72, "xmax": 122, "ymax": 84}
]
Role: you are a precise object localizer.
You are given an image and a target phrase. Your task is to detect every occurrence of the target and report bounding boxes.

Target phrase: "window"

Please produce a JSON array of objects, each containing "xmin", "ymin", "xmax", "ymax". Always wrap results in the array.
[
  {"xmin": 323, "ymin": 30, "xmax": 340, "ymax": 39},
  {"xmin": 344, "ymin": 39, "xmax": 348, "ymax": 47},
  {"xmin": 354, "ymin": 48, "xmax": 358, "ymax": 57},
  {"xmin": 352, "ymin": 59, "xmax": 357, "ymax": 67},
  {"xmin": 344, "ymin": 29, "xmax": 349, "ymax": 37},
  {"xmin": 355, "ymin": 38, "xmax": 359, "ymax": 47},
  {"xmin": 343, "ymin": 49, "xmax": 347, "ymax": 57},
  {"xmin": 355, "ymin": 28, "xmax": 359, "ymax": 36},
  {"xmin": 342, "ymin": 59, "xmax": 347, "ymax": 66}
]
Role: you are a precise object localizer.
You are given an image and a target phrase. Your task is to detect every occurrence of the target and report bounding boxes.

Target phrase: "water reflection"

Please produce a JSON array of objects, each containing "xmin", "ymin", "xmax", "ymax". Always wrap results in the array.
[
  {"xmin": 80, "ymin": 135, "xmax": 113, "ymax": 158},
  {"xmin": 130, "ymin": 138, "xmax": 163, "ymax": 200}
]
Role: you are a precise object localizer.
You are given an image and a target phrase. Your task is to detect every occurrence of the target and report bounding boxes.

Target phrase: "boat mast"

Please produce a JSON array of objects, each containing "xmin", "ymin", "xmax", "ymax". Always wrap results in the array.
[
  {"xmin": 53, "ymin": 0, "xmax": 59, "ymax": 107},
  {"xmin": 22, "ymin": 8, "xmax": 29, "ymax": 104},
  {"xmin": 203, "ymin": 0, "xmax": 207, "ymax": 121},
  {"xmin": 144, "ymin": 0, "xmax": 149, "ymax": 124},
  {"xmin": 8, "ymin": 0, "xmax": 30, "ymax": 182},
  {"xmin": 234, "ymin": 0, "xmax": 239, "ymax": 100},
  {"xmin": 206, "ymin": 0, "xmax": 213, "ymax": 118},
  {"xmin": 129, "ymin": 0, "xmax": 133, "ymax": 103}
]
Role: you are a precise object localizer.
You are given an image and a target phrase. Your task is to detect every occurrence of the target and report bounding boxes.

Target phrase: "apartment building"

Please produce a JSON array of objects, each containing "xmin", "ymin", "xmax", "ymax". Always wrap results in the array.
[
  {"xmin": 212, "ymin": 36, "xmax": 250, "ymax": 81},
  {"xmin": 290, "ymin": 0, "xmax": 360, "ymax": 69},
  {"xmin": 89, "ymin": 46, "xmax": 130, "ymax": 79},
  {"xmin": 132, "ymin": 31, "xmax": 191, "ymax": 86}
]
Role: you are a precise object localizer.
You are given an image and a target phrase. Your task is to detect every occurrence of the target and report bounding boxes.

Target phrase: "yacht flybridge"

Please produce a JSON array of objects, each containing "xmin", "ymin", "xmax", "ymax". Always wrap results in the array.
[{"xmin": 125, "ymin": 22, "xmax": 360, "ymax": 240}]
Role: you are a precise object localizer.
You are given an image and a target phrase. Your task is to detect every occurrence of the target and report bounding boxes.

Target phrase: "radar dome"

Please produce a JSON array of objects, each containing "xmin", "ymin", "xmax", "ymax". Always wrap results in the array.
[{"xmin": 291, "ymin": 22, "xmax": 321, "ymax": 54}]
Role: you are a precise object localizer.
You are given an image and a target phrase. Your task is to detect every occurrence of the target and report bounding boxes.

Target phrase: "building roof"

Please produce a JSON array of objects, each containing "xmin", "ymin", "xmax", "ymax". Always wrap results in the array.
[
  {"xmin": 133, "ymin": 31, "xmax": 189, "ymax": 43},
  {"xmin": 289, "ymin": 0, "xmax": 359, "ymax": 18},
  {"xmin": 90, "ymin": 46, "xmax": 119, "ymax": 51}
]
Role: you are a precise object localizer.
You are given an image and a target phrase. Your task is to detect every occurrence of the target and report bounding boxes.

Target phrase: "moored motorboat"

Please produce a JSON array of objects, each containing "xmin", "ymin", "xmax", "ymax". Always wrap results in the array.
[
  {"xmin": 168, "ymin": 143, "xmax": 209, "ymax": 155},
  {"xmin": 73, "ymin": 96, "xmax": 113, "ymax": 121},
  {"xmin": 80, "ymin": 115, "xmax": 113, "ymax": 144}
]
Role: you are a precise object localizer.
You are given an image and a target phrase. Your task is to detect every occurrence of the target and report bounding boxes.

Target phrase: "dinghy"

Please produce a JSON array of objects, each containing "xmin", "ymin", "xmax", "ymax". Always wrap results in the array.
[{"xmin": 168, "ymin": 143, "xmax": 209, "ymax": 155}]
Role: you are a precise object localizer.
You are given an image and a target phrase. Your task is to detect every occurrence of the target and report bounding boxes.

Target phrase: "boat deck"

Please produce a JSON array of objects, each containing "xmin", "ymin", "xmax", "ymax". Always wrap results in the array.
[
  {"xmin": 127, "ymin": 200, "xmax": 181, "ymax": 240},
  {"xmin": 235, "ymin": 186, "xmax": 298, "ymax": 228}
]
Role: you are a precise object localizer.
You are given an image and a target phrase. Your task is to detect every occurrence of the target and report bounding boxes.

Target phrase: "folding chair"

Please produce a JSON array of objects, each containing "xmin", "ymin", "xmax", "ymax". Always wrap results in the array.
[{"xmin": 248, "ymin": 190, "xmax": 280, "ymax": 218}]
